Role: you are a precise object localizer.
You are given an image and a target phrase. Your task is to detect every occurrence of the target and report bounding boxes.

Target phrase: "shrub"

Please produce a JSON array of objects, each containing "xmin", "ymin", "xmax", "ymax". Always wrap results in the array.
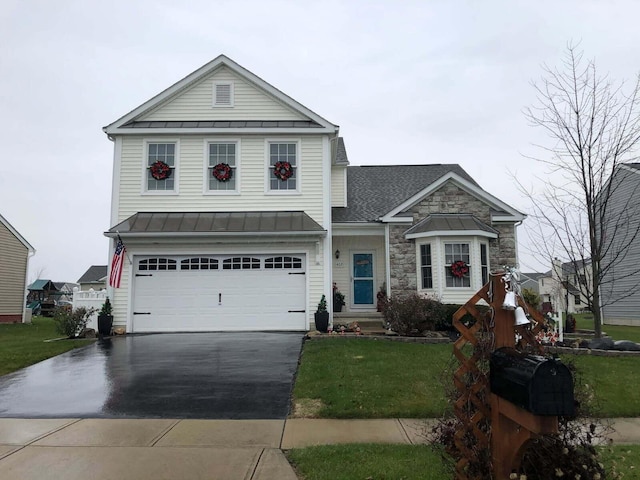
[
  {"xmin": 383, "ymin": 294, "xmax": 446, "ymax": 335},
  {"xmin": 435, "ymin": 304, "xmax": 490, "ymax": 331},
  {"xmin": 522, "ymin": 287, "xmax": 541, "ymax": 310},
  {"xmin": 53, "ymin": 307, "xmax": 95, "ymax": 338}
]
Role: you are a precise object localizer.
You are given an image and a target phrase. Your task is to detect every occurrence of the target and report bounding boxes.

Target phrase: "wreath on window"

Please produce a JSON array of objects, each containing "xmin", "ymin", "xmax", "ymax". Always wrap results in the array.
[
  {"xmin": 150, "ymin": 161, "xmax": 172, "ymax": 180},
  {"xmin": 450, "ymin": 260, "xmax": 469, "ymax": 278},
  {"xmin": 273, "ymin": 161, "xmax": 294, "ymax": 181},
  {"xmin": 212, "ymin": 163, "xmax": 233, "ymax": 182}
]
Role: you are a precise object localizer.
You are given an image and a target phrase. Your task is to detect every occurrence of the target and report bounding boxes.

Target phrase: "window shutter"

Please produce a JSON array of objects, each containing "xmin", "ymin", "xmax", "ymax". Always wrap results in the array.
[{"xmin": 215, "ymin": 83, "xmax": 232, "ymax": 106}]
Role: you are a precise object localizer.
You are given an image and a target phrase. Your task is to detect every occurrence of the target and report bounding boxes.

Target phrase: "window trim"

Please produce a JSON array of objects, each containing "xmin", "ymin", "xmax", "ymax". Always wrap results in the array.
[
  {"xmin": 142, "ymin": 139, "xmax": 180, "ymax": 195},
  {"xmin": 420, "ymin": 243, "xmax": 434, "ymax": 290},
  {"xmin": 264, "ymin": 139, "xmax": 301, "ymax": 195},
  {"xmin": 203, "ymin": 138, "xmax": 241, "ymax": 195},
  {"xmin": 212, "ymin": 81, "xmax": 234, "ymax": 108}
]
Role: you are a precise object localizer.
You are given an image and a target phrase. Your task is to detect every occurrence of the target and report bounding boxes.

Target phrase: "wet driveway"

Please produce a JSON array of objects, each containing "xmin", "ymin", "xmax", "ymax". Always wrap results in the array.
[{"xmin": 0, "ymin": 332, "xmax": 303, "ymax": 419}]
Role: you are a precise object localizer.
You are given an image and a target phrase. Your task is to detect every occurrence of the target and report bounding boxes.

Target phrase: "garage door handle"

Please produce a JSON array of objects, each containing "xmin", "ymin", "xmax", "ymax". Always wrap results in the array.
[
  {"xmin": 136, "ymin": 274, "xmax": 153, "ymax": 277},
  {"xmin": 288, "ymin": 310, "xmax": 305, "ymax": 313},
  {"xmin": 133, "ymin": 312, "xmax": 151, "ymax": 315},
  {"xmin": 288, "ymin": 272, "xmax": 305, "ymax": 275}
]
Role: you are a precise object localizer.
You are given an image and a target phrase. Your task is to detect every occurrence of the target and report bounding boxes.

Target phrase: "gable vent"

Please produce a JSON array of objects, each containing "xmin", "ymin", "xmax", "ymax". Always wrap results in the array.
[{"xmin": 214, "ymin": 82, "xmax": 233, "ymax": 107}]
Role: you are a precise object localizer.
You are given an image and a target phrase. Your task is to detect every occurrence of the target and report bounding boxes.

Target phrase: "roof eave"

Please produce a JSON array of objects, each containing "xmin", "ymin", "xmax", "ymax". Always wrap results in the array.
[
  {"xmin": 103, "ymin": 126, "xmax": 338, "ymax": 136},
  {"xmin": 104, "ymin": 230, "xmax": 327, "ymax": 238},
  {"xmin": 405, "ymin": 230, "xmax": 499, "ymax": 240}
]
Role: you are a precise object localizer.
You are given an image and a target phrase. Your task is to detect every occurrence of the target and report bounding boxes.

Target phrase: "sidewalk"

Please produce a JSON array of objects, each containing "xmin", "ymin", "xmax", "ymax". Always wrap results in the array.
[{"xmin": 1, "ymin": 417, "xmax": 638, "ymax": 479}]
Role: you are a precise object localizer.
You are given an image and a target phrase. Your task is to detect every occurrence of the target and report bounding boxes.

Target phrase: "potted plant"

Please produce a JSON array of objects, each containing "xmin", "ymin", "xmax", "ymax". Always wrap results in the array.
[
  {"xmin": 97, "ymin": 297, "xmax": 114, "ymax": 336},
  {"xmin": 314, "ymin": 295, "xmax": 329, "ymax": 332},
  {"xmin": 333, "ymin": 282, "xmax": 345, "ymax": 312}
]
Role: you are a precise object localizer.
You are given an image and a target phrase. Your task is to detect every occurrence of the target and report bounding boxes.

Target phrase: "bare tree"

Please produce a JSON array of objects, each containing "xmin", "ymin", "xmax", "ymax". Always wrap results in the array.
[{"xmin": 522, "ymin": 44, "xmax": 640, "ymax": 338}]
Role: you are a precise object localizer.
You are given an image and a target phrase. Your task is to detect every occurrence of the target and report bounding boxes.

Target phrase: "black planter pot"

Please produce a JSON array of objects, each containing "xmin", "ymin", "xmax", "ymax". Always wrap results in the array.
[
  {"xmin": 314, "ymin": 311, "xmax": 329, "ymax": 332},
  {"xmin": 97, "ymin": 314, "xmax": 113, "ymax": 336},
  {"xmin": 333, "ymin": 301, "xmax": 343, "ymax": 313}
]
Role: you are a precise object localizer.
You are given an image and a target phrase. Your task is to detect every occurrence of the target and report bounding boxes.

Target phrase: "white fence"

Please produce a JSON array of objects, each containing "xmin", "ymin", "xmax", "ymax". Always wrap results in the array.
[{"xmin": 72, "ymin": 288, "xmax": 107, "ymax": 331}]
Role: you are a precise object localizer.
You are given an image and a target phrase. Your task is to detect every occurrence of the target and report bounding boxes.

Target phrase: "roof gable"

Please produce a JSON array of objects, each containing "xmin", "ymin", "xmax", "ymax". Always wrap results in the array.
[
  {"xmin": 380, "ymin": 171, "xmax": 525, "ymax": 223},
  {"xmin": 0, "ymin": 213, "xmax": 35, "ymax": 253},
  {"xmin": 104, "ymin": 55, "xmax": 338, "ymax": 135}
]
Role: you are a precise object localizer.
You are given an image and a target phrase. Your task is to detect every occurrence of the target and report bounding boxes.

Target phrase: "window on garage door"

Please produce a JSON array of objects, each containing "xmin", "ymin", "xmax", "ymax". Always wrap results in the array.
[
  {"xmin": 222, "ymin": 257, "xmax": 261, "ymax": 270},
  {"xmin": 265, "ymin": 256, "xmax": 303, "ymax": 269},
  {"xmin": 139, "ymin": 258, "xmax": 177, "ymax": 271},
  {"xmin": 181, "ymin": 258, "xmax": 219, "ymax": 270}
]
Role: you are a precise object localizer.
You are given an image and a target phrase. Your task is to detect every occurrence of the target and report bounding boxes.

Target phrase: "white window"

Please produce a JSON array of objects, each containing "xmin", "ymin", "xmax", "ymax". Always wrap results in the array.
[
  {"xmin": 213, "ymin": 82, "xmax": 234, "ymax": 107},
  {"xmin": 207, "ymin": 142, "xmax": 237, "ymax": 192},
  {"xmin": 146, "ymin": 142, "xmax": 176, "ymax": 192},
  {"xmin": 420, "ymin": 244, "xmax": 433, "ymax": 289},
  {"xmin": 480, "ymin": 243, "xmax": 489, "ymax": 285},
  {"xmin": 268, "ymin": 142, "xmax": 298, "ymax": 191},
  {"xmin": 444, "ymin": 243, "xmax": 470, "ymax": 288}
]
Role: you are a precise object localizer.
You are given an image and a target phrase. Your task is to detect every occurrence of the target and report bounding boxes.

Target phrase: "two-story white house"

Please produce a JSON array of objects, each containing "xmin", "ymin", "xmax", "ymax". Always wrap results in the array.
[{"xmin": 103, "ymin": 55, "xmax": 525, "ymax": 333}]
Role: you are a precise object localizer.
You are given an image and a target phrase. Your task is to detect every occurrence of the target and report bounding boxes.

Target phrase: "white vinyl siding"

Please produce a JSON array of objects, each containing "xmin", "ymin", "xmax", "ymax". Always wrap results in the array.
[
  {"xmin": 141, "ymin": 67, "xmax": 306, "ymax": 121},
  {"xmin": 118, "ymin": 135, "xmax": 326, "ymax": 223},
  {"xmin": 0, "ymin": 223, "xmax": 28, "ymax": 316},
  {"xmin": 331, "ymin": 166, "xmax": 347, "ymax": 207}
]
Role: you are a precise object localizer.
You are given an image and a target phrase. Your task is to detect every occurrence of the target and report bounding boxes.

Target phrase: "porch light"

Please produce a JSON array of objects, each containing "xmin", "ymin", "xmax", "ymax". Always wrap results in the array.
[{"xmin": 335, "ymin": 249, "xmax": 340, "ymax": 259}]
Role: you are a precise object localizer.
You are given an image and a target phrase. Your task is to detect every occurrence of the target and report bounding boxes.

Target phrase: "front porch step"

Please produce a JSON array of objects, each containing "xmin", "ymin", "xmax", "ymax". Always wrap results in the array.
[{"xmin": 333, "ymin": 312, "xmax": 385, "ymax": 328}]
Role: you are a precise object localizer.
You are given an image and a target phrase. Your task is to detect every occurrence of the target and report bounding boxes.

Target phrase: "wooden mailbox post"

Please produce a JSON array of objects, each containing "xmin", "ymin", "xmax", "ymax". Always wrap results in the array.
[{"xmin": 451, "ymin": 271, "xmax": 562, "ymax": 480}]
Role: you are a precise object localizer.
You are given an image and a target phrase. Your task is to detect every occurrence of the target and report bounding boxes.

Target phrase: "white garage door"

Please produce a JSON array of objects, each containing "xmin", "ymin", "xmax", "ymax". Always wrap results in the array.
[{"xmin": 132, "ymin": 254, "xmax": 306, "ymax": 332}]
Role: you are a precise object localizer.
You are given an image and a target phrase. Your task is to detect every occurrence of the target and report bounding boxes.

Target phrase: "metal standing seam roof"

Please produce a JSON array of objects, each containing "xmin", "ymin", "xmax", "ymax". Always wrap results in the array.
[
  {"xmin": 107, "ymin": 211, "xmax": 326, "ymax": 235},
  {"xmin": 331, "ymin": 164, "xmax": 480, "ymax": 223},
  {"xmin": 404, "ymin": 214, "xmax": 499, "ymax": 237},
  {"xmin": 121, "ymin": 120, "xmax": 323, "ymax": 129}
]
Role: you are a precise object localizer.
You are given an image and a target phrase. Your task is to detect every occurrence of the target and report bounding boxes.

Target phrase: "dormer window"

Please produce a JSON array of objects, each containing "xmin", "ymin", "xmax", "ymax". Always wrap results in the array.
[{"xmin": 213, "ymin": 82, "xmax": 234, "ymax": 107}]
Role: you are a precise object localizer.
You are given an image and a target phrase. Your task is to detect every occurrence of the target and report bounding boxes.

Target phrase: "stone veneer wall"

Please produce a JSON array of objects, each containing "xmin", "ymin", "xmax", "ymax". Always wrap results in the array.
[{"xmin": 388, "ymin": 182, "xmax": 518, "ymax": 297}]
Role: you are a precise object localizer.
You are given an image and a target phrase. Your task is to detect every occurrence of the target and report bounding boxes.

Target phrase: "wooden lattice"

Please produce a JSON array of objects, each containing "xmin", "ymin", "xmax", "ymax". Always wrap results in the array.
[{"xmin": 451, "ymin": 272, "xmax": 548, "ymax": 480}]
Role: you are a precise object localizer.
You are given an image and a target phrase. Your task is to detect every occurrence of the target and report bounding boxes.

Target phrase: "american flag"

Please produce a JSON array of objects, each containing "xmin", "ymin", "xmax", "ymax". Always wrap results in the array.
[{"xmin": 109, "ymin": 237, "xmax": 126, "ymax": 288}]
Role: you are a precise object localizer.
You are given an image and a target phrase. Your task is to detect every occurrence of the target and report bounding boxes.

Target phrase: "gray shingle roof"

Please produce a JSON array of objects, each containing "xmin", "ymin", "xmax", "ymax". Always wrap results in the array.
[
  {"xmin": 332, "ymin": 164, "xmax": 479, "ymax": 222},
  {"xmin": 108, "ymin": 211, "xmax": 325, "ymax": 235},
  {"xmin": 336, "ymin": 137, "xmax": 349, "ymax": 165},
  {"xmin": 77, "ymin": 266, "xmax": 108, "ymax": 284},
  {"xmin": 404, "ymin": 214, "xmax": 498, "ymax": 237},
  {"xmin": 122, "ymin": 120, "xmax": 323, "ymax": 129}
]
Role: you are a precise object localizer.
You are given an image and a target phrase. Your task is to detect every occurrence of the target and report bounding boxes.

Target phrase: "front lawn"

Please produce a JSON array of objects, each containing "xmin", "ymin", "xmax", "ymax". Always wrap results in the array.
[
  {"xmin": 0, "ymin": 317, "xmax": 93, "ymax": 376},
  {"xmin": 286, "ymin": 444, "xmax": 640, "ymax": 480},
  {"xmin": 292, "ymin": 339, "xmax": 451, "ymax": 418},
  {"xmin": 574, "ymin": 313, "xmax": 640, "ymax": 343},
  {"xmin": 293, "ymin": 337, "xmax": 640, "ymax": 418}
]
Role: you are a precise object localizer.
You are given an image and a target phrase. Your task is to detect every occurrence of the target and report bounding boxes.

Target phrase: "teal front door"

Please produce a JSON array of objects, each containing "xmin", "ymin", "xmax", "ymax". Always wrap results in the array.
[{"xmin": 352, "ymin": 253, "xmax": 374, "ymax": 306}]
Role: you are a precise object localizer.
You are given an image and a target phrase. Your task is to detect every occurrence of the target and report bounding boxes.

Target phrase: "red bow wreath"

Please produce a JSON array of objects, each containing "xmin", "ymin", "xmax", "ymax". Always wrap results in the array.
[
  {"xmin": 450, "ymin": 260, "xmax": 469, "ymax": 278},
  {"xmin": 273, "ymin": 161, "xmax": 293, "ymax": 181},
  {"xmin": 212, "ymin": 163, "xmax": 232, "ymax": 182},
  {"xmin": 150, "ymin": 161, "xmax": 171, "ymax": 180}
]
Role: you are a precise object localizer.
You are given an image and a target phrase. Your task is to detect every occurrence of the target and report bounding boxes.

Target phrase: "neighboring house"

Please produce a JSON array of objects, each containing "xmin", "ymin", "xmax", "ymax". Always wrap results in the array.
[
  {"xmin": 521, "ymin": 272, "xmax": 542, "ymax": 295},
  {"xmin": 53, "ymin": 282, "xmax": 79, "ymax": 302},
  {"xmin": 600, "ymin": 163, "xmax": 640, "ymax": 326},
  {"xmin": 538, "ymin": 258, "xmax": 590, "ymax": 315},
  {"xmin": 102, "ymin": 54, "xmax": 525, "ymax": 333},
  {"xmin": 77, "ymin": 266, "xmax": 107, "ymax": 291},
  {"xmin": 0, "ymin": 214, "xmax": 35, "ymax": 323}
]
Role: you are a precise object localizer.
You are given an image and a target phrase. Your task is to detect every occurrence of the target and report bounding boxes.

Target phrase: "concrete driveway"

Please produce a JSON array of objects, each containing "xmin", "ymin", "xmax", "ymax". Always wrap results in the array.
[{"xmin": 0, "ymin": 332, "xmax": 304, "ymax": 419}]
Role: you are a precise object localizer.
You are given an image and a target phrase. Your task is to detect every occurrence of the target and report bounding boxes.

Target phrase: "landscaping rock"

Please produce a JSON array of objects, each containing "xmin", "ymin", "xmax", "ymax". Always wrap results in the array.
[
  {"xmin": 80, "ymin": 328, "xmax": 96, "ymax": 339},
  {"xmin": 612, "ymin": 340, "xmax": 640, "ymax": 351},
  {"xmin": 589, "ymin": 337, "xmax": 615, "ymax": 350}
]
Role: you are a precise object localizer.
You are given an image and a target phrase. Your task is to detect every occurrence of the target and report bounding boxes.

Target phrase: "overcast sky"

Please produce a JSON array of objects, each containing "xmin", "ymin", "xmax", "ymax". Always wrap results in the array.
[{"xmin": 2, "ymin": 0, "xmax": 640, "ymax": 283}]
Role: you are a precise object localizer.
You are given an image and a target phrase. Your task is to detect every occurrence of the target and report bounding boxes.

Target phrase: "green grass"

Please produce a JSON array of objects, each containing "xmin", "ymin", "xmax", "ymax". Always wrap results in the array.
[
  {"xmin": 0, "ymin": 317, "xmax": 93, "ymax": 376},
  {"xmin": 293, "ymin": 339, "xmax": 451, "ymax": 418},
  {"xmin": 286, "ymin": 444, "xmax": 451, "ymax": 480},
  {"xmin": 569, "ymin": 354, "xmax": 640, "ymax": 417},
  {"xmin": 294, "ymin": 337, "xmax": 640, "ymax": 418},
  {"xmin": 574, "ymin": 313, "xmax": 640, "ymax": 343},
  {"xmin": 286, "ymin": 444, "xmax": 640, "ymax": 480}
]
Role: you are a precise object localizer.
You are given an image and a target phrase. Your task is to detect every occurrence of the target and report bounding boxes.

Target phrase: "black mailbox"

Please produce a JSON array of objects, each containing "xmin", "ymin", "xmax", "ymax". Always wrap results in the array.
[{"xmin": 490, "ymin": 347, "xmax": 575, "ymax": 416}]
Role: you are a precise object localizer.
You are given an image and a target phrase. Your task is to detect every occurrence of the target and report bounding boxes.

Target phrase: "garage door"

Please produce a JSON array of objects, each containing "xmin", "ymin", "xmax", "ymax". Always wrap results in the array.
[{"xmin": 132, "ymin": 254, "xmax": 306, "ymax": 332}]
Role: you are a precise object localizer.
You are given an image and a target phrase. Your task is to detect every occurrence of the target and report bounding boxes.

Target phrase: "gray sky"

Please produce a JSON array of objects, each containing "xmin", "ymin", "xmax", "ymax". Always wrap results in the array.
[{"xmin": 2, "ymin": 0, "xmax": 640, "ymax": 283}]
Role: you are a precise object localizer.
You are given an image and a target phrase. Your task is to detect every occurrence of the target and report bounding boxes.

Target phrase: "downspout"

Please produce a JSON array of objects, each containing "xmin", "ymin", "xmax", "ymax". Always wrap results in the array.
[{"xmin": 23, "ymin": 249, "xmax": 36, "ymax": 323}]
